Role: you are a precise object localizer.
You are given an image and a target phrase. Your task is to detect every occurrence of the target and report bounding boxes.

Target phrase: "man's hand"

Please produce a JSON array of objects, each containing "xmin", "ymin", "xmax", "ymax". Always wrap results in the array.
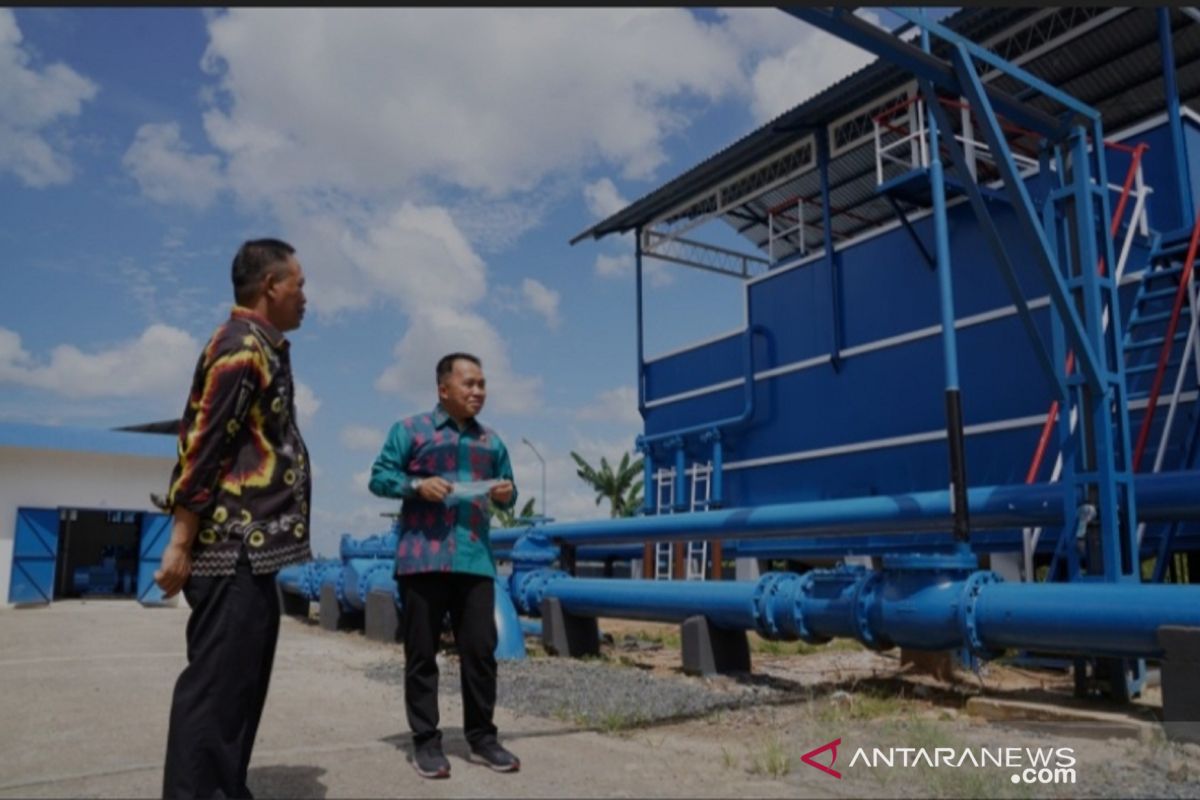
[
  {"xmin": 154, "ymin": 542, "xmax": 192, "ymax": 599},
  {"xmin": 154, "ymin": 507, "xmax": 199, "ymax": 599},
  {"xmin": 417, "ymin": 476, "xmax": 453, "ymax": 503},
  {"xmin": 489, "ymin": 480, "xmax": 514, "ymax": 505}
]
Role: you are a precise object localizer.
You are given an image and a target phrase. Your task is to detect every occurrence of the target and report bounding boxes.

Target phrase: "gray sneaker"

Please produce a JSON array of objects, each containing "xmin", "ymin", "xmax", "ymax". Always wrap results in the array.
[
  {"xmin": 469, "ymin": 739, "xmax": 520, "ymax": 773},
  {"xmin": 413, "ymin": 742, "xmax": 451, "ymax": 779}
]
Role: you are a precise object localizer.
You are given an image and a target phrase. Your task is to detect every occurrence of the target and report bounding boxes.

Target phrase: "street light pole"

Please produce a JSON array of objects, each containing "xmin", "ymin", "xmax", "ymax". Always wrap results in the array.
[{"xmin": 521, "ymin": 437, "xmax": 546, "ymax": 518}]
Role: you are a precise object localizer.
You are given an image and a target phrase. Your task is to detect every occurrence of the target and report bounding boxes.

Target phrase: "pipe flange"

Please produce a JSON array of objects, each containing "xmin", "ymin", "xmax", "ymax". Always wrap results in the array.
[
  {"xmin": 958, "ymin": 570, "xmax": 1003, "ymax": 659},
  {"xmin": 513, "ymin": 568, "xmax": 568, "ymax": 615},
  {"xmin": 751, "ymin": 572, "xmax": 787, "ymax": 638},
  {"xmin": 793, "ymin": 571, "xmax": 831, "ymax": 645},
  {"xmin": 853, "ymin": 570, "xmax": 892, "ymax": 651}
]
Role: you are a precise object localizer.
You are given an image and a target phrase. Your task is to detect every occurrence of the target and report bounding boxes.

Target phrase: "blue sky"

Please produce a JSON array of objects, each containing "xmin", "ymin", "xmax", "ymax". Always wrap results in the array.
[{"xmin": 0, "ymin": 7, "xmax": 927, "ymax": 556}]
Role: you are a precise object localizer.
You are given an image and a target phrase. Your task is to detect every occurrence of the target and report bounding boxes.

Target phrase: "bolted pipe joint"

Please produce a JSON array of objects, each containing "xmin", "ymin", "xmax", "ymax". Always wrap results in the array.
[
  {"xmin": 957, "ymin": 570, "xmax": 1003, "ymax": 659},
  {"xmin": 511, "ymin": 531, "xmax": 559, "ymax": 572},
  {"xmin": 751, "ymin": 572, "xmax": 828, "ymax": 643},
  {"xmin": 509, "ymin": 567, "xmax": 570, "ymax": 616},
  {"xmin": 276, "ymin": 562, "xmax": 309, "ymax": 598}
]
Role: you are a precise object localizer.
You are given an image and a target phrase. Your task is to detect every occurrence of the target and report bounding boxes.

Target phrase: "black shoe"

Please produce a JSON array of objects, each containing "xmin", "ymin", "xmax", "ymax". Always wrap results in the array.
[
  {"xmin": 469, "ymin": 739, "xmax": 520, "ymax": 773},
  {"xmin": 413, "ymin": 742, "xmax": 451, "ymax": 779}
]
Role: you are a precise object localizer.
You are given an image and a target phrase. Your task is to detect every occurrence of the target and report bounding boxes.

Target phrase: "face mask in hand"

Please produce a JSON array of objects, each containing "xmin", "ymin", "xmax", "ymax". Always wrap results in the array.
[{"xmin": 444, "ymin": 479, "xmax": 501, "ymax": 503}]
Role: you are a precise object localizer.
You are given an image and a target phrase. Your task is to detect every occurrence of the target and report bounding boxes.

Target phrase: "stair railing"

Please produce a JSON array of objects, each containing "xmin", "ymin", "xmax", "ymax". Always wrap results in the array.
[{"xmin": 1021, "ymin": 142, "xmax": 1151, "ymax": 581}]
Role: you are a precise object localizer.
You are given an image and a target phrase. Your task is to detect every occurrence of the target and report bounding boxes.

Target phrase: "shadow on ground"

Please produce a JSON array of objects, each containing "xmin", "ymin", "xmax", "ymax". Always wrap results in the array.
[{"xmin": 248, "ymin": 765, "xmax": 328, "ymax": 799}]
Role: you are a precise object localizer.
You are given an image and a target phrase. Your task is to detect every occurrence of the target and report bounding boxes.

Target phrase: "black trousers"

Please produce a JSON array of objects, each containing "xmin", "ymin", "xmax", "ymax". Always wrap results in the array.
[
  {"xmin": 400, "ymin": 572, "xmax": 498, "ymax": 748},
  {"xmin": 162, "ymin": 552, "xmax": 280, "ymax": 799}
]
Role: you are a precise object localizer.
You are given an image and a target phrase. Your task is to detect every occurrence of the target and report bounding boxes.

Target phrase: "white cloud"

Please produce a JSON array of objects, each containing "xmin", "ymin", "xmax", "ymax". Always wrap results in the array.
[
  {"xmin": 717, "ymin": 7, "xmax": 880, "ymax": 124},
  {"xmin": 595, "ymin": 252, "xmax": 632, "ymax": 279},
  {"xmin": 339, "ymin": 202, "xmax": 487, "ymax": 312},
  {"xmin": 123, "ymin": 122, "xmax": 225, "ymax": 209},
  {"xmin": 0, "ymin": 324, "xmax": 199, "ymax": 399},
  {"xmin": 294, "ymin": 380, "xmax": 319, "ymax": 427},
  {"xmin": 583, "ymin": 177, "xmax": 628, "ymax": 220},
  {"xmin": 593, "ymin": 251, "xmax": 674, "ymax": 287},
  {"xmin": 576, "ymin": 386, "xmax": 642, "ymax": 427},
  {"xmin": 0, "ymin": 9, "xmax": 98, "ymax": 187},
  {"xmin": 520, "ymin": 278, "xmax": 561, "ymax": 330},
  {"xmin": 198, "ymin": 8, "xmax": 745, "ymax": 203},
  {"xmin": 375, "ymin": 306, "xmax": 541, "ymax": 416},
  {"xmin": 340, "ymin": 424, "xmax": 385, "ymax": 452},
  {"xmin": 350, "ymin": 468, "xmax": 372, "ymax": 497}
]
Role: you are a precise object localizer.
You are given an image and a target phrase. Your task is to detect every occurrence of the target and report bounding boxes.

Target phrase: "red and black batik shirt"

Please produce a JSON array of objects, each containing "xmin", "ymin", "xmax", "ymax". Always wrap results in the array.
[{"xmin": 165, "ymin": 306, "xmax": 312, "ymax": 576}]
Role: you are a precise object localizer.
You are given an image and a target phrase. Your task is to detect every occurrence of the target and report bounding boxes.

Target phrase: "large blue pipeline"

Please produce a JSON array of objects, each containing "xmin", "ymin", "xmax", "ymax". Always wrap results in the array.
[
  {"xmin": 495, "ymin": 471, "xmax": 1200, "ymax": 663},
  {"xmin": 277, "ymin": 531, "xmax": 526, "ymax": 660},
  {"xmin": 492, "ymin": 470, "xmax": 1200, "ymax": 548},
  {"xmin": 509, "ymin": 555, "xmax": 1200, "ymax": 660}
]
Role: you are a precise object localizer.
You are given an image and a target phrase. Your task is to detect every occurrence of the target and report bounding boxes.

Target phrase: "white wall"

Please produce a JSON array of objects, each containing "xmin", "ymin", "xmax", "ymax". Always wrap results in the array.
[{"xmin": 0, "ymin": 446, "xmax": 175, "ymax": 607}]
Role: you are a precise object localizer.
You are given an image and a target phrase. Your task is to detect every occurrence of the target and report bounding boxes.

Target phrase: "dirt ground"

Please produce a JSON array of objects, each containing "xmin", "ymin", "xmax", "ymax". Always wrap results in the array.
[{"xmin": 0, "ymin": 603, "xmax": 1196, "ymax": 799}]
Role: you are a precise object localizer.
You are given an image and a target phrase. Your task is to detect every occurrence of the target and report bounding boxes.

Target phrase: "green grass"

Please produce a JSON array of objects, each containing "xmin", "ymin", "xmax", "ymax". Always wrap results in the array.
[
  {"xmin": 815, "ymin": 686, "xmax": 913, "ymax": 723},
  {"xmin": 751, "ymin": 636, "xmax": 866, "ymax": 656},
  {"xmin": 746, "ymin": 735, "xmax": 791, "ymax": 778}
]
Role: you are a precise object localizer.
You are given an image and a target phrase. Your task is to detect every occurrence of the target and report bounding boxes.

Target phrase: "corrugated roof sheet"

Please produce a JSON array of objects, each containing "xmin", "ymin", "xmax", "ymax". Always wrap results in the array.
[{"xmin": 573, "ymin": 7, "xmax": 1200, "ymax": 257}]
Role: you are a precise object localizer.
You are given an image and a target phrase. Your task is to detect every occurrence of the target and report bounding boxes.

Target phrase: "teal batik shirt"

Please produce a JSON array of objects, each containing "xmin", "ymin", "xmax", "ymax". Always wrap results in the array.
[{"xmin": 368, "ymin": 404, "xmax": 517, "ymax": 578}]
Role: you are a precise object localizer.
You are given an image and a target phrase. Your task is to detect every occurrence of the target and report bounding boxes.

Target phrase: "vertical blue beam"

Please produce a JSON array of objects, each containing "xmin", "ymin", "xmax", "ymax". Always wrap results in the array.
[
  {"xmin": 949, "ymin": 43, "xmax": 1104, "ymax": 394},
  {"xmin": 635, "ymin": 226, "xmax": 647, "ymax": 418},
  {"xmin": 1042, "ymin": 150, "xmax": 1080, "ymax": 581},
  {"xmin": 673, "ymin": 441, "xmax": 687, "ymax": 513},
  {"xmin": 635, "ymin": 227, "xmax": 653, "ymax": 515},
  {"xmin": 780, "ymin": 7, "xmax": 1063, "ymax": 137},
  {"xmin": 1067, "ymin": 128, "xmax": 1137, "ymax": 582},
  {"xmin": 889, "ymin": 7, "xmax": 1098, "ymax": 124},
  {"xmin": 922, "ymin": 83, "xmax": 1067, "ymax": 405},
  {"xmin": 1159, "ymin": 8, "xmax": 1194, "ymax": 227},
  {"xmin": 921, "ymin": 19, "xmax": 969, "ymax": 541},
  {"xmin": 817, "ymin": 129, "xmax": 843, "ymax": 371},
  {"xmin": 1089, "ymin": 115, "xmax": 1139, "ymax": 581}
]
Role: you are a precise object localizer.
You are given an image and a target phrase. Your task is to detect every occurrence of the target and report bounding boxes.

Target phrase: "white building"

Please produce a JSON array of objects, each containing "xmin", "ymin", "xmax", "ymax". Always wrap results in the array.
[{"xmin": 0, "ymin": 422, "xmax": 177, "ymax": 608}]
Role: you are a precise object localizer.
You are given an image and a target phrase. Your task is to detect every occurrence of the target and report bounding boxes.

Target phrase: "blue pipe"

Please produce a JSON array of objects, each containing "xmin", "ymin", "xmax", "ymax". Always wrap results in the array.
[
  {"xmin": 339, "ymin": 530, "xmax": 397, "ymax": 560},
  {"xmin": 637, "ymin": 324, "xmax": 763, "ymax": 451},
  {"xmin": 673, "ymin": 443, "xmax": 686, "ymax": 512},
  {"xmin": 509, "ymin": 563, "xmax": 1200, "ymax": 659},
  {"xmin": 278, "ymin": 558, "xmax": 341, "ymax": 601},
  {"xmin": 709, "ymin": 433, "xmax": 724, "ymax": 508},
  {"xmin": 492, "ymin": 575, "xmax": 527, "ymax": 661},
  {"xmin": 636, "ymin": 323, "xmax": 765, "ymax": 512},
  {"xmin": 343, "ymin": 559, "xmax": 396, "ymax": 611},
  {"xmin": 492, "ymin": 470, "xmax": 1200, "ymax": 548}
]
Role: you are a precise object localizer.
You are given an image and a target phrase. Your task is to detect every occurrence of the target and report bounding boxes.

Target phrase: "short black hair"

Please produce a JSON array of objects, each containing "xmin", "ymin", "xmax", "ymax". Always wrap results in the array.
[
  {"xmin": 231, "ymin": 238, "xmax": 296, "ymax": 305},
  {"xmin": 436, "ymin": 352, "xmax": 482, "ymax": 384}
]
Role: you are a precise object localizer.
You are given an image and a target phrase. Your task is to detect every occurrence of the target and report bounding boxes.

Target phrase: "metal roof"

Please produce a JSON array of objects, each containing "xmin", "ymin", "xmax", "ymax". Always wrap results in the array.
[
  {"xmin": 0, "ymin": 422, "xmax": 177, "ymax": 460},
  {"xmin": 572, "ymin": 7, "xmax": 1200, "ymax": 260}
]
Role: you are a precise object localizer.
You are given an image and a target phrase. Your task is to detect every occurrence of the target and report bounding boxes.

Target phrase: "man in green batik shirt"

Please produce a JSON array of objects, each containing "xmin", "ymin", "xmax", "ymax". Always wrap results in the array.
[{"xmin": 369, "ymin": 352, "xmax": 521, "ymax": 780}]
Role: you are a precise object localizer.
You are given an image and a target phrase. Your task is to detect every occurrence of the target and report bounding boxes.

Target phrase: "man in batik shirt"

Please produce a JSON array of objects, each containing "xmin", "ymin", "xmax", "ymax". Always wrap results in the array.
[
  {"xmin": 369, "ymin": 352, "xmax": 521, "ymax": 779},
  {"xmin": 156, "ymin": 238, "xmax": 311, "ymax": 799}
]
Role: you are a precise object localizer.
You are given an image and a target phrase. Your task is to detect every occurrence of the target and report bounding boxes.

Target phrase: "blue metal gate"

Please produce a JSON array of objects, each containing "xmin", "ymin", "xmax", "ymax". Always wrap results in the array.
[
  {"xmin": 137, "ymin": 512, "xmax": 172, "ymax": 606},
  {"xmin": 9, "ymin": 508, "xmax": 59, "ymax": 605}
]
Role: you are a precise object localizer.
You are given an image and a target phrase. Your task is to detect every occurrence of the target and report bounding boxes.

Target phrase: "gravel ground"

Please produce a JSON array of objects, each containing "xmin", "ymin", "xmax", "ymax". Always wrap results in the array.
[
  {"xmin": 363, "ymin": 630, "xmax": 1200, "ymax": 799},
  {"xmin": 366, "ymin": 654, "xmax": 786, "ymax": 727}
]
